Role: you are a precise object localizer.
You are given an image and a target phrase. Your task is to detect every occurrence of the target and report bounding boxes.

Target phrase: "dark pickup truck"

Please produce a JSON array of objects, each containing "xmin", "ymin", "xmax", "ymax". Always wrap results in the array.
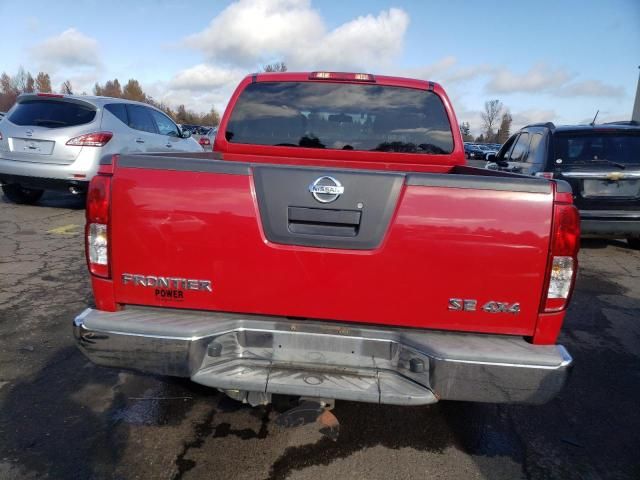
[{"xmin": 74, "ymin": 72, "xmax": 579, "ymax": 410}]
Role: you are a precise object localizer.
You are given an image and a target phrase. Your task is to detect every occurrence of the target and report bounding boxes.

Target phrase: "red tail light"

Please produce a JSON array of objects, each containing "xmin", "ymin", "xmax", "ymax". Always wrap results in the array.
[
  {"xmin": 86, "ymin": 174, "xmax": 112, "ymax": 278},
  {"xmin": 199, "ymin": 137, "xmax": 211, "ymax": 146},
  {"xmin": 67, "ymin": 132, "xmax": 113, "ymax": 147},
  {"xmin": 551, "ymin": 204, "xmax": 580, "ymax": 256},
  {"xmin": 541, "ymin": 203, "xmax": 580, "ymax": 313},
  {"xmin": 37, "ymin": 93, "xmax": 64, "ymax": 98}
]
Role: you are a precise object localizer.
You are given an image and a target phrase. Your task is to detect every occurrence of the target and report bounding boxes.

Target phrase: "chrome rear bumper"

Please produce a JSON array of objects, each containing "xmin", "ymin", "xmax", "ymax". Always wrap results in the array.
[{"xmin": 73, "ymin": 307, "xmax": 572, "ymax": 405}]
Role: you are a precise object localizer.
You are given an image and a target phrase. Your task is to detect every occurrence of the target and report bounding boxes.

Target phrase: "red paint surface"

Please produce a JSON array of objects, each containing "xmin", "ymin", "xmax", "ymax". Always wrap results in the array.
[{"xmin": 108, "ymin": 166, "xmax": 555, "ymax": 336}]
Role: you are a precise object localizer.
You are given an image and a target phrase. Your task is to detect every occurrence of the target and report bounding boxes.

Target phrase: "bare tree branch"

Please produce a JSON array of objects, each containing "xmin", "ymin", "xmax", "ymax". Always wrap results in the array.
[{"xmin": 481, "ymin": 99, "xmax": 503, "ymax": 142}]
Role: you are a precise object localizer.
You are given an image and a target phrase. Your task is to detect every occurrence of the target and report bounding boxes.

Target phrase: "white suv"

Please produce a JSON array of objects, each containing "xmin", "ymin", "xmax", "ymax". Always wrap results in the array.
[{"xmin": 0, "ymin": 93, "xmax": 202, "ymax": 204}]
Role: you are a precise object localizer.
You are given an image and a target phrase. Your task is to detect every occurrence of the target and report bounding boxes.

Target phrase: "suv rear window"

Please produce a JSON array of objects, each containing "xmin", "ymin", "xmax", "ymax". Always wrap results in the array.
[
  {"xmin": 226, "ymin": 82, "xmax": 454, "ymax": 154},
  {"xmin": 554, "ymin": 132, "xmax": 640, "ymax": 166},
  {"xmin": 9, "ymin": 100, "xmax": 96, "ymax": 128}
]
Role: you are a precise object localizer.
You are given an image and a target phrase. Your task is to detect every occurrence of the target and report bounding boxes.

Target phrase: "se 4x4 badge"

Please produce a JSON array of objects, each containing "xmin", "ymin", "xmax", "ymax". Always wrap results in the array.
[{"xmin": 449, "ymin": 298, "xmax": 520, "ymax": 314}]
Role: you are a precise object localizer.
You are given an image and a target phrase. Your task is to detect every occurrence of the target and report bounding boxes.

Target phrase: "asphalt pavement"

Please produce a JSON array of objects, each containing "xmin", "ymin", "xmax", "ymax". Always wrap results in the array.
[{"xmin": 1, "ymin": 191, "xmax": 639, "ymax": 480}]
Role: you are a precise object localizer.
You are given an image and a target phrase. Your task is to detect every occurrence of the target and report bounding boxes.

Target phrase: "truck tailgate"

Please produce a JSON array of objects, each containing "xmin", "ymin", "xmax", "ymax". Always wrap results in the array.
[{"xmin": 109, "ymin": 155, "xmax": 553, "ymax": 336}]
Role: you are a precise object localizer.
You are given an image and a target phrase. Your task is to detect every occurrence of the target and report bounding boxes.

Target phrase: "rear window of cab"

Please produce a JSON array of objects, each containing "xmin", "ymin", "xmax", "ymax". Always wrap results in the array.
[{"xmin": 225, "ymin": 82, "xmax": 454, "ymax": 154}]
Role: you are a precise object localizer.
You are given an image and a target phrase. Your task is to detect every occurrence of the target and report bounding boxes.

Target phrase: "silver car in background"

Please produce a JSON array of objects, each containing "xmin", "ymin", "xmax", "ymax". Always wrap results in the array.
[
  {"xmin": 0, "ymin": 93, "xmax": 202, "ymax": 204},
  {"xmin": 192, "ymin": 126, "xmax": 217, "ymax": 150}
]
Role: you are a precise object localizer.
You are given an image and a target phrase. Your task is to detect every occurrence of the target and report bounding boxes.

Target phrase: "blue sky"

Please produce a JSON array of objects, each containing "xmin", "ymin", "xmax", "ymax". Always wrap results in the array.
[{"xmin": 1, "ymin": 0, "xmax": 638, "ymax": 134}]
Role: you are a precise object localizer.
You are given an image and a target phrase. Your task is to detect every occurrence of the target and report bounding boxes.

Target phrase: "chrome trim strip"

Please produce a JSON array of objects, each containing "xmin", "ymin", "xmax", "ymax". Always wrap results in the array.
[
  {"xmin": 580, "ymin": 210, "xmax": 640, "ymax": 219},
  {"xmin": 561, "ymin": 171, "xmax": 640, "ymax": 179}
]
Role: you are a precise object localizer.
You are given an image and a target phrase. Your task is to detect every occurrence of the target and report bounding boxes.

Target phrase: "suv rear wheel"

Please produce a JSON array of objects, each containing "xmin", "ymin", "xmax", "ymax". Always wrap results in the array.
[
  {"xmin": 2, "ymin": 184, "xmax": 45, "ymax": 204},
  {"xmin": 627, "ymin": 237, "xmax": 640, "ymax": 250}
]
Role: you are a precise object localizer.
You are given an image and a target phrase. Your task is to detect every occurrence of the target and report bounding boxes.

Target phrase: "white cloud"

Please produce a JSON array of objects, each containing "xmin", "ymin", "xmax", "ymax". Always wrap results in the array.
[
  {"xmin": 156, "ymin": 64, "xmax": 246, "ymax": 112},
  {"xmin": 170, "ymin": 0, "xmax": 409, "ymax": 112},
  {"xmin": 164, "ymin": 88, "xmax": 231, "ymax": 113},
  {"xmin": 298, "ymin": 8, "xmax": 409, "ymax": 70},
  {"xmin": 169, "ymin": 64, "xmax": 245, "ymax": 91},
  {"xmin": 401, "ymin": 56, "xmax": 457, "ymax": 81},
  {"xmin": 556, "ymin": 80, "xmax": 625, "ymax": 98},
  {"xmin": 486, "ymin": 64, "xmax": 572, "ymax": 94},
  {"xmin": 510, "ymin": 109, "xmax": 557, "ymax": 131},
  {"xmin": 403, "ymin": 57, "xmax": 493, "ymax": 85},
  {"xmin": 184, "ymin": 0, "xmax": 409, "ymax": 71},
  {"xmin": 184, "ymin": 0, "xmax": 324, "ymax": 66},
  {"xmin": 31, "ymin": 28, "xmax": 101, "ymax": 69},
  {"xmin": 484, "ymin": 64, "xmax": 625, "ymax": 99},
  {"xmin": 144, "ymin": 70, "xmax": 245, "ymax": 113}
]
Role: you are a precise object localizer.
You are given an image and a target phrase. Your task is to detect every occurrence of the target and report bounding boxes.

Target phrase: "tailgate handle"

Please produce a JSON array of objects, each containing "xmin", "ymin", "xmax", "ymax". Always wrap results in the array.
[{"xmin": 287, "ymin": 206, "xmax": 361, "ymax": 237}]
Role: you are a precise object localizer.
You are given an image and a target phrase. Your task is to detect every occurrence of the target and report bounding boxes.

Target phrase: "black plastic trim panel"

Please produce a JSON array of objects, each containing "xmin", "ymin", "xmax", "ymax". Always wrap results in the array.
[
  {"xmin": 253, "ymin": 165, "xmax": 403, "ymax": 249},
  {"xmin": 406, "ymin": 173, "xmax": 551, "ymax": 193},
  {"xmin": 117, "ymin": 154, "xmax": 250, "ymax": 175}
]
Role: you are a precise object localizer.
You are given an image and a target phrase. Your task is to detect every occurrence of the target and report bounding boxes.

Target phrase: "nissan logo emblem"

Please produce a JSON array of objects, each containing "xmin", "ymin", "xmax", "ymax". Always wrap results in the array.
[{"xmin": 309, "ymin": 176, "xmax": 344, "ymax": 203}]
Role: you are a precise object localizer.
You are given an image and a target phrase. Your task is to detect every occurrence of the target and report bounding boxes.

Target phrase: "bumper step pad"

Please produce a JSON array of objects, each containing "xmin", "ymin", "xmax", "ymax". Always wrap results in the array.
[{"xmin": 191, "ymin": 361, "xmax": 436, "ymax": 405}]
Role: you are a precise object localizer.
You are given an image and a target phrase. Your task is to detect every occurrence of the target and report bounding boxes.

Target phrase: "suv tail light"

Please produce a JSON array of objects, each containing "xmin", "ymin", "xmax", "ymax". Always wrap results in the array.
[
  {"xmin": 67, "ymin": 131, "xmax": 113, "ymax": 147},
  {"xmin": 542, "ymin": 203, "xmax": 580, "ymax": 312},
  {"xmin": 199, "ymin": 137, "xmax": 211, "ymax": 146},
  {"xmin": 86, "ymin": 174, "xmax": 112, "ymax": 278}
]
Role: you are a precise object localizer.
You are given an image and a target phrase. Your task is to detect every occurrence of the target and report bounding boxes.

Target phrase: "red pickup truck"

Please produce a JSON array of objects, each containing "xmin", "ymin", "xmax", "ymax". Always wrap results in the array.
[{"xmin": 74, "ymin": 72, "xmax": 579, "ymax": 408}]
